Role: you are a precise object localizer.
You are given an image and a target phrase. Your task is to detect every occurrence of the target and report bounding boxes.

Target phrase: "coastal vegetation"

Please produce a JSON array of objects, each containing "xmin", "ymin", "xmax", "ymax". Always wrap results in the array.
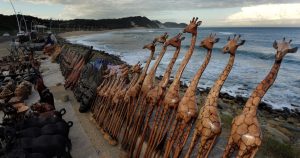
[{"xmin": 0, "ymin": 14, "xmax": 186, "ymax": 35}]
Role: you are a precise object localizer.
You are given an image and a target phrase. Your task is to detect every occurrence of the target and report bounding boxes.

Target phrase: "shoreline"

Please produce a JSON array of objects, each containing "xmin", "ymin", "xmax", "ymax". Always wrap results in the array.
[{"xmin": 58, "ymin": 27, "xmax": 147, "ymax": 38}]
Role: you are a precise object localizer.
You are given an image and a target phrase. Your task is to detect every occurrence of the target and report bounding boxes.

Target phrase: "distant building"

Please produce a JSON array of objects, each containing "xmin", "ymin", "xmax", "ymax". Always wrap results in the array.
[
  {"xmin": 2, "ymin": 33, "xmax": 10, "ymax": 36},
  {"xmin": 33, "ymin": 25, "xmax": 47, "ymax": 32}
]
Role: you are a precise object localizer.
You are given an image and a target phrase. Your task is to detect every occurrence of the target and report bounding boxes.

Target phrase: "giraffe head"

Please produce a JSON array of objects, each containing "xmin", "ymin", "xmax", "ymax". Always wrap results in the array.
[
  {"xmin": 164, "ymin": 33, "xmax": 185, "ymax": 48},
  {"xmin": 183, "ymin": 17, "xmax": 202, "ymax": 35},
  {"xmin": 130, "ymin": 62, "xmax": 142, "ymax": 74},
  {"xmin": 200, "ymin": 33, "xmax": 220, "ymax": 50},
  {"xmin": 120, "ymin": 67, "xmax": 129, "ymax": 77},
  {"xmin": 223, "ymin": 34, "xmax": 245, "ymax": 55},
  {"xmin": 273, "ymin": 38, "xmax": 298, "ymax": 62},
  {"xmin": 153, "ymin": 32, "xmax": 169, "ymax": 44},
  {"xmin": 143, "ymin": 42, "xmax": 156, "ymax": 52}
]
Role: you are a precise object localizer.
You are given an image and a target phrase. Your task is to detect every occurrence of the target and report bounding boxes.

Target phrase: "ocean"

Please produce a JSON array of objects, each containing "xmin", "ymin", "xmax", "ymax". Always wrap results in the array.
[{"xmin": 66, "ymin": 27, "xmax": 300, "ymax": 110}]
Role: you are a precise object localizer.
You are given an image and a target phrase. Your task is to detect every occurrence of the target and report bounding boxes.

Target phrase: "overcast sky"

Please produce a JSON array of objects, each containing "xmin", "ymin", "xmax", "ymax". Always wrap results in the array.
[{"xmin": 1, "ymin": 0, "xmax": 300, "ymax": 26}]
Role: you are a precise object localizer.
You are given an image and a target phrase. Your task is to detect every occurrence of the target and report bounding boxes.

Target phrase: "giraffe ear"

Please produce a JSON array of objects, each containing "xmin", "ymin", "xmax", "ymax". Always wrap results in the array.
[
  {"xmin": 273, "ymin": 40, "xmax": 278, "ymax": 49},
  {"xmin": 214, "ymin": 38, "xmax": 220, "ymax": 43},
  {"xmin": 237, "ymin": 40, "xmax": 245, "ymax": 46},
  {"xmin": 196, "ymin": 21, "xmax": 202, "ymax": 26},
  {"xmin": 288, "ymin": 47, "xmax": 298, "ymax": 53}
]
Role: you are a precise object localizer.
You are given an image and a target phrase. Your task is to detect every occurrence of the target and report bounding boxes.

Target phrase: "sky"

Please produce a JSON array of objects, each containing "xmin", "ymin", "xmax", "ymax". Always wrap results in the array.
[{"xmin": 0, "ymin": 0, "xmax": 300, "ymax": 27}]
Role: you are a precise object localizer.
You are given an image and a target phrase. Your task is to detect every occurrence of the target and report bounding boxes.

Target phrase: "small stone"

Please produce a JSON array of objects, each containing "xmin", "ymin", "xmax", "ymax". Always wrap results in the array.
[
  {"xmin": 291, "ymin": 104, "xmax": 300, "ymax": 107},
  {"xmin": 63, "ymin": 95, "xmax": 69, "ymax": 102},
  {"xmin": 287, "ymin": 117, "xmax": 298, "ymax": 125}
]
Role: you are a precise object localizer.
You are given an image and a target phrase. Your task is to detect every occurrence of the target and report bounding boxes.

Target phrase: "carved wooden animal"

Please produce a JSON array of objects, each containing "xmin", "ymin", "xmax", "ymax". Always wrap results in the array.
[
  {"xmin": 134, "ymin": 33, "xmax": 185, "ymax": 158},
  {"xmin": 164, "ymin": 34, "xmax": 220, "ymax": 158},
  {"xmin": 121, "ymin": 33, "xmax": 168, "ymax": 148},
  {"xmin": 222, "ymin": 38, "xmax": 297, "ymax": 158},
  {"xmin": 185, "ymin": 35, "xmax": 245, "ymax": 158},
  {"xmin": 145, "ymin": 17, "xmax": 202, "ymax": 157}
]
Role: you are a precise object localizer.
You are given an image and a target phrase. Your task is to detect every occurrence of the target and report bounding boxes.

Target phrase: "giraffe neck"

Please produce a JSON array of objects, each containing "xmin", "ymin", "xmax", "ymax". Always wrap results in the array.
[
  {"xmin": 172, "ymin": 34, "xmax": 197, "ymax": 86},
  {"xmin": 243, "ymin": 60, "xmax": 282, "ymax": 114},
  {"xmin": 185, "ymin": 49, "xmax": 212, "ymax": 97},
  {"xmin": 159, "ymin": 47, "xmax": 181, "ymax": 88},
  {"xmin": 206, "ymin": 54, "xmax": 235, "ymax": 107},
  {"xmin": 142, "ymin": 46, "xmax": 167, "ymax": 92},
  {"xmin": 136, "ymin": 49, "xmax": 155, "ymax": 85}
]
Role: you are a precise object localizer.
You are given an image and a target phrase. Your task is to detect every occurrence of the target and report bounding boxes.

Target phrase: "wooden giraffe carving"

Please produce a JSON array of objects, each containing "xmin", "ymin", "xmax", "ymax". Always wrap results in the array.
[
  {"xmin": 164, "ymin": 34, "xmax": 220, "ymax": 158},
  {"xmin": 121, "ymin": 33, "xmax": 168, "ymax": 148},
  {"xmin": 105, "ymin": 63, "xmax": 143, "ymax": 141},
  {"xmin": 185, "ymin": 35, "xmax": 245, "ymax": 158},
  {"xmin": 144, "ymin": 17, "xmax": 202, "ymax": 157},
  {"xmin": 125, "ymin": 33, "xmax": 170, "ymax": 154},
  {"xmin": 121, "ymin": 42, "xmax": 157, "ymax": 140},
  {"xmin": 107, "ymin": 44, "xmax": 156, "ymax": 144},
  {"xmin": 222, "ymin": 38, "xmax": 298, "ymax": 158},
  {"xmin": 134, "ymin": 33, "xmax": 185, "ymax": 158}
]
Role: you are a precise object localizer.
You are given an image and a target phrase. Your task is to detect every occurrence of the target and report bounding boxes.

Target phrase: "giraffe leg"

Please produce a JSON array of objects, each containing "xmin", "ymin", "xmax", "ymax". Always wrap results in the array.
[
  {"xmin": 222, "ymin": 136, "xmax": 235, "ymax": 158},
  {"xmin": 184, "ymin": 130, "xmax": 199, "ymax": 158},
  {"xmin": 236, "ymin": 143, "xmax": 248, "ymax": 158},
  {"xmin": 163, "ymin": 121, "xmax": 182, "ymax": 158},
  {"xmin": 173, "ymin": 123, "xmax": 192, "ymax": 158},
  {"xmin": 249, "ymin": 147, "xmax": 259, "ymax": 158},
  {"xmin": 197, "ymin": 136, "xmax": 216, "ymax": 158},
  {"xmin": 145, "ymin": 108, "xmax": 169, "ymax": 158},
  {"xmin": 204, "ymin": 136, "xmax": 217, "ymax": 158},
  {"xmin": 135, "ymin": 106, "xmax": 154, "ymax": 158}
]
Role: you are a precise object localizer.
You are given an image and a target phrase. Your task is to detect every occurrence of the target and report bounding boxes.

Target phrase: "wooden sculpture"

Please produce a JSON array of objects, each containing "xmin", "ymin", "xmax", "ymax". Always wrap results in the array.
[
  {"xmin": 93, "ymin": 65, "xmax": 124, "ymax": 125},
  {"xmin": 121, "ymin": 33, "xmax": 168, "ymax": 148},
  {"xmin": 105, "ymin": 63, "xmax": 143, "ymax": 141},
  {"xmin": 185, "ymin": 35, "xmax": 245, "ymax": 158},
  {"xmin": 126, "ymin": 32, "xmax": 171, "ymax": 155},
  {"xmin": 134, "ymin": 33, "xmax": 185, "ymax": 158},
  {"xmin": 222, "ymin": 38, "xmax": 298, "ymax": 158},
  {"xmin": 95, "ymin": 65, "xmax": 128, "ymax": 128},
  {"xmin": 144, "ymin": 17, "xmax": 202, "ymax": 157},
  {"xmin": 120, "ymin": 42, "xmax": 156, "ymax": 147},
  {"xmin": 123, "ymin": 33, "xmax": 169, "ymax": 152},
  {"xmin": 164, "ymin": 34, "xmax": 220, "ymax": 158}
]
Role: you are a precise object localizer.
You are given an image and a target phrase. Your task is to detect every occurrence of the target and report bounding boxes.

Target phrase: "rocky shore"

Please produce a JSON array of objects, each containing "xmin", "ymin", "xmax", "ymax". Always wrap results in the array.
[{"xmin": 58, "ymin": 34, "xmax": 300, "ymax": 158}]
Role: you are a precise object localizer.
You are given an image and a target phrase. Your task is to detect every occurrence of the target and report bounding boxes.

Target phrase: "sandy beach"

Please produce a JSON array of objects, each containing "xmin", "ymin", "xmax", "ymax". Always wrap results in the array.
[
  {"xmin": 58, "ymin": 27, "xmax": 146, "ymax": 38},
  {"xmin": 59, "ymin": 31, "xmax": 107, "ymax": 38}
]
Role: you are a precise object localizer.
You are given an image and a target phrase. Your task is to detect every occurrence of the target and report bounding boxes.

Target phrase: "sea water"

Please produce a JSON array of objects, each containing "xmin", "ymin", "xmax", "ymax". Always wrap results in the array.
[{"xmin": 66, "ymin": 27, "xmax": 300, "ymax": 110}]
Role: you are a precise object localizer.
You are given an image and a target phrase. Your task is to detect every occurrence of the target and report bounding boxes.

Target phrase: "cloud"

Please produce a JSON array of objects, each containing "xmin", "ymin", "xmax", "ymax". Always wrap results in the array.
[
  {"xmin": 18, "ymin": 0, "xmax": 300, "ymax": 19},
  {"xmin": 5, "ymin": 0, "xmax": 300, "ymax": 26},
  {"xmin": 226, "ymin": 3, "xmax": 300, "ymax": 26}
]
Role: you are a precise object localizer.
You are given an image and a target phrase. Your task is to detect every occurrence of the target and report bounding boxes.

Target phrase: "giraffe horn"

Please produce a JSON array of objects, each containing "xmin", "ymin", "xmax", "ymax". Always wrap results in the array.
[
  {"xmin": 214, "ymin": 33, "xmax": 216, "ymax": 37},
  {"xmin": 209, "ymin": 33, "xmax": 212, "ymax": 37},
  {"xmin": 227, "ymin": 36, "xmax": 231, "ymax": 41},
  {"xmin": 283, "ymin": 37, "xmax": 286, "ymax": 41},
  {"xmin": 236, "ymin": 34, "xmax": 241, "ymax": 41},
  {"xmin": 195, "ymin": 17, "xmax": 198, "ymax": 22},
  {"xmin": 289, "ymin": 39, "xmax": 292, "ymax": 43},
  {"xmin": 234, "ymin": 34, "xmax": 236, "ymax": 39}
]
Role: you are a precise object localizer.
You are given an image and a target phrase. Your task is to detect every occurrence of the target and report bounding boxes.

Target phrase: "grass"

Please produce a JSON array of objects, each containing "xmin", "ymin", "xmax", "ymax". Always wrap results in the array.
[
  {"xmin": 260, "ymin": 137, "xmax": 299, "ymax": 158},
  {"xmin": 221, "ymin": 113, "xmax": 233, "ymax": 129}
]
